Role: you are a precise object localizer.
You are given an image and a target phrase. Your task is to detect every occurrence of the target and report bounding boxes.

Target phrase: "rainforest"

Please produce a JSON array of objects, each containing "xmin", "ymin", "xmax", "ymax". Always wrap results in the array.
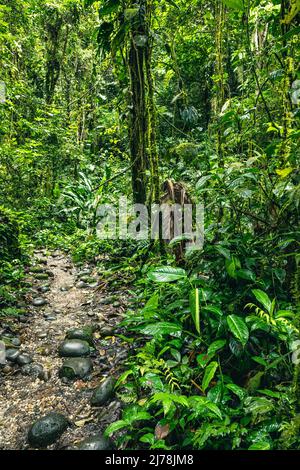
[{"xmin": 0, "ymin": 0, "xmax": 300, "ymax": 453}]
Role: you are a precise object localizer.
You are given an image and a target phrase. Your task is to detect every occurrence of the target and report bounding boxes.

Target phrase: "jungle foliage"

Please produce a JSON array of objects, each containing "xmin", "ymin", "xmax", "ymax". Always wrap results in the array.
[{"xmin": 0, "ymin": 0, "xmax": 300, "ymax": 450}]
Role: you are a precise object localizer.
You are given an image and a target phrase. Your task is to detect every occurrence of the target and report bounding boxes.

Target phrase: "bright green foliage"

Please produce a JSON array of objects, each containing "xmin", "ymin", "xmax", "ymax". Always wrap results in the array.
[{"xmin": 0, "ymin": 0, "xmax": 299, "ymax": 451}]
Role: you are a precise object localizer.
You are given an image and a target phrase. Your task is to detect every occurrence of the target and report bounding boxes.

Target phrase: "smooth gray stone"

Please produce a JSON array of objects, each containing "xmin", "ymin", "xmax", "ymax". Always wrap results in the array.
[
  {"xmin": 6, "ymin": 348, "xmax": 20, "ymax": 362},
  {"xmin": 77, "ymin": 435, "xmax": 112, "ymax": 450},
  {"xmin": 59, "ymin": 357, "xmax": 93, "ymax": 380},
  {"xmin": 91, "ymin": 376, "xmax": 116, "ymax": 406},
  {"xmin": 28, "ymin": 412, "xmax": 69, "ymax": 448},
  {"xmin": 39, "ymin": 286, "xmax": 50, "ymax": 293},
  {"xmin": 77, "ymin": 281, "xmax": 88, "ymax": 289},
  {"xmin": 11, "ymin": 337, "xmax": 21, "ymax": 347},
  {"xmin": 65, "ymin": 327, "xmax": 94, "ymax": 346},
  {"xmin": 59, "ymin": 339, "xmax": 90, "ymax": 357},
  {"xmin": 17, "ymin": 353, "xmax": 33, "ymax": 366},
  {"xmin": 32, "ymin": 298, "xmax": 47, "ymax": 307},
  {"xmin": 101, "ymin": 326, "xmax": 115, "ymax": 336}
]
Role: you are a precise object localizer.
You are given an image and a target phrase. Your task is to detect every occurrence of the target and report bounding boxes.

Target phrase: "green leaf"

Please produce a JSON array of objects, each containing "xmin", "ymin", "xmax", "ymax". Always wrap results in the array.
[
  {"xmin": 166, "ymin": 0, "xmax": 180, "ymax": 9},
  {"xmin": 248, "ymin": 441, "xmax": 271, "ymax": 450},
  {"xmin": 226, "ymin": 383, "xmax": 246, "ymax": 400},
  {"xmin": 251, "ymin": 356, "xmax": 268, "ymax": 367},
  {"xmin": 215, "ymin": 245, "xmax": 231, "ymax": 259},
  {"xmin": 246, "ymin": 371, "xmax": 264, "ymax": 393},
  {"xmin": 139, "ymin": 322, "xmax": 181, "ymax": 337},
  {"xmin": 151, "ymin": 393, "xmax": 188, "ymax": 416},
  {"xmin": 207, "ymin": 339, "xmax": 227, "ymax": 355},
  {"xmin": 223, "ymin": 0, "xmax": 244, "ymax": 10},
  {"xmin": 202, "ymin": 305, "xmax": 223, "ymax": 317},
  {"xmin": 148, "ymin": 266, "xmax": 187, "ymax": 283},
  {"xmin": 257, "ymin": 389, "xmax": 281, "ymax": 399},
  {"xmin": 196, "ymin": 175, "xmax": 211, "ymax": 189},
  {"xmin": 236, "ymin": 269, "xmax": 256, "ymax": 281},
  {"xmin": 140, "ymin": 433, "xmax": 155, "ymax": 444},
  {"xmin": 227, "ymin": 315, "xmax": 249, "ymax": 346},
  {"xmin": 189, "ymin": 288, "xmax": 200, "ymax": 334},
  {"xmin": 84, "ymin": 0, "xmax": 97, "ymax": 7},
  {"xmin": 244, "ymin": 397, "xmax": 274, "ymax": 416},
  {"xmin": 225, "ymin": 256, "xmax": 241, "ymax": 279},
  {"xmin": 99, "ymin": 0, "xmax": 121, "ymax": 17},
  {"xmin": 105, "ymin": 420, "xmax": 127, "ymax": 436},
  {"xmin": 202, "ymin": 361, "xmax": 218, "ymax": 392},
  {"xmin": 197, "ymin": 353, "xmax": 214, "ymax": 368},
  {"xmin": 252, "ymin": 289, "xmax": 272, "ymax": 313},
  {"xmin": 207, "ymin": 384, "xmax": 224, "ymax": 404}
]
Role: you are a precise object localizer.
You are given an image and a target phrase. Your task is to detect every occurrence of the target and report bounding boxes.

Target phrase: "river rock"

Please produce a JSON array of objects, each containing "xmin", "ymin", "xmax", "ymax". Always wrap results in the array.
[
  {"xmin": 39, "ymin": 285, "xmax": 50, "ymax": 294},
  {"xmin": 32, "ymin": 298, "xmax": 47, "ymax": 307},
  {"xmin": 59, "ymin": 357, "xmax": 93, "ymax": 380},
  {"xmin": 21, "ymin": 363, "xmax": 45, "ymax": 379},
  {"xmin": 77, "ymin": 281, "xmax": 88, "ymax": 289},
  {"xmin": 77, "ymin": 435, "xmax": 113, "ymax": 450},
  {"xmin": 65, "ymin": 327, "xmax": 94, "ymax": 346},
  {"xmin": 6, "ymin": 348, "xmax": 20, "ymax": 362},
  {"xmin": 59, "ymin": 339, "xmax": 90, "ymax": 357},
  {"xmin": 78, "ymin": 269, "xmax": 92, "ymax": 278},
  {"xmin": 101, "ymin": 326, "xmax": 115, "ymax": 336},
  {"xmin": 28, "ymin": 412, "xmax": 69, "ymax": 448},
  {"xmin": 91, "ymin": 376, "xmax": 116, "ymax": 406},
  {"xmin": 11, "ymin": 337, "xmax": 21, "ymax": 347},
  {"xmin": 17, "ymin": 353, "xmax": 33, "ymax": 366}
]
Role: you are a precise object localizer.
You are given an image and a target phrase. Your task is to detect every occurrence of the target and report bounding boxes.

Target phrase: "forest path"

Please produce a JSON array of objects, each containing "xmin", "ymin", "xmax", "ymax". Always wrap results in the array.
[{"xmin": 0, "ymin": 250, "xmax": 129, "ymax": 449}]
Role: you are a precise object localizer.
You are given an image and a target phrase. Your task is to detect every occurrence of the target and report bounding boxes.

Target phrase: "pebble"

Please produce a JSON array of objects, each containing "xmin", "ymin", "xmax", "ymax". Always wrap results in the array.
[
  {"xmin": 32, "ymin": 298, "xmax": 47, "ymax": 307},
  {"xmin": 28, "ymin": 413, "xmax": 69, "ymax": 448},
  {"xmin": 6, "ymin": 348, "xmax": 20, "ymax": 362},
  {"xmin": 59, "ymin": 357, "xmax": 93, "ymax": 380},
  {"xmin": 77, "ymin": 435, "xmax": 113, "ymax": 450},
  {"xmin": 91, "ymin": 376, "xmax": 116, "ymax": 406},
  {"xmin": 18, "ymin": 316, "xmax": 27, "ymax": 323},
  {"xmin": 65, "ymin": 327, "xmax": 94, "ymax": 346},
  {"xmin": 39, "ymin": 286, "xmax": 50, "ymax": 293},
  {"xmin": 17, "ymin": 353, "xmax": 33, "ymax": 366},
  {"xmin": 21, "ymin": 363, "xmax": 45, "ymax": 380},
  {"xmin": 77, "ymin": 281, "xmax": 89, "ymax": 289},
  {"xmin": 101, "ymin": 326, "xmax": 115, "ymax": 336},
  {"xmin": 59, "ymin": 339, "xmax": 90, "ymax": 357},
  {"xmin": 11, "ymin": 337, "xmax": 21, "ymax": 347}
]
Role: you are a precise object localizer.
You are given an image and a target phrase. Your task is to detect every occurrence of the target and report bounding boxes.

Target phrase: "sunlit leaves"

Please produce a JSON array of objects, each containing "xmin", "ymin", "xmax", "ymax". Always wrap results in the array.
[
  {"xmin": 223, "ymin": 0, "xmax": 244, "ymax": 10},
  {"xmin": 202, "ymin": 361, "xmax": 218, "ymax": 392},
  {"xmin": 147, "ymin": 266, "xmax": 187, "ymax": 282},
  {"xmin": 227, "ymin": 314, "xmax": 249, "ymax": 346}
]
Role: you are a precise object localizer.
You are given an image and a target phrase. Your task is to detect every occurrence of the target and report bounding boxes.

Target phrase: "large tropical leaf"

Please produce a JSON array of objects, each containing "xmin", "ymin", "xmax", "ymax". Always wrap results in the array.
[
  {"xmin": 189, "ymin": 288, "xmax": 200, "ymax": 334},
  {"xmin": 148, "ymin": 266, "xmax": 187, "ymax": 283},
  {"xmin": 227, "ymin": 314, "xmax": 249, "ymax": 346},
  {"xmin": 202, "ymin": 361, "xmax": 218, "ymax": 392},
  {"xmin": 207, "ymin": 339, "xmax": 226, "ymax": 355},
  {"xmin": 252, "ymin": 289, "xmax": 272, "ymax": 314},
  {"xmin": 139, "ymin": 322, "xmax": 182, "ymax": 337}
]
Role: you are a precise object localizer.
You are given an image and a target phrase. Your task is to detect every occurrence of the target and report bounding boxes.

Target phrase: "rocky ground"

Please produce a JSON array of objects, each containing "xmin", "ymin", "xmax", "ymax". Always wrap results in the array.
[{"xmin": 0, "ymin": 250, "xmax": 132, "ymax": 450}]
